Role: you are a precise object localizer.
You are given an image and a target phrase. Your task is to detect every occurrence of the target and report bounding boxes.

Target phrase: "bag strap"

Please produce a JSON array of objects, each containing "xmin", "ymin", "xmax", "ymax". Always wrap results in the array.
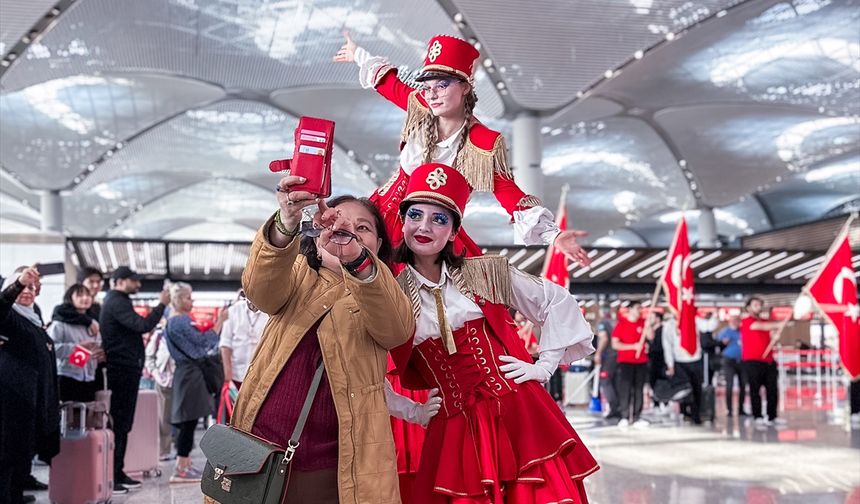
[{"xmin": 284, "ymin": 359, "xmax": 325, "ymax": 464}]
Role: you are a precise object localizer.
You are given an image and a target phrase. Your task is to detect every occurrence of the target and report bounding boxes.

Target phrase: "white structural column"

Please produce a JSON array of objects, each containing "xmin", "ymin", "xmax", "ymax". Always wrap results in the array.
[
  {"xmin": 698, "ymin": 206, "xmax": 718, "ymax": 248},
  {"xmin": 512, "ymin": 111, "xmax": 543, "ymax": 201},
  {"xmin": 41, "ymin": 190, "xmax": 63, "ymax": 233}
]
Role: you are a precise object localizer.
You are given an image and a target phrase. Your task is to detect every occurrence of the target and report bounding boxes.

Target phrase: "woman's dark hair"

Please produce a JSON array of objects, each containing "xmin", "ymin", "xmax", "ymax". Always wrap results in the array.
[
  {"xmin": 63, "ymin": 283, "xmax": 92, "ymax": 305},
  {"xmin": 78, "ymin": 266, "xmax": 104, "ymax": 282},
  {"xmin": 300, "ymin": 195, "xmax": 392, "ymax": 271}
]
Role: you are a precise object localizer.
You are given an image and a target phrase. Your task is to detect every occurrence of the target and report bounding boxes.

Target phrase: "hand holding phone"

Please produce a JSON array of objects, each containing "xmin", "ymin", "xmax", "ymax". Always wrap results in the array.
[{"xmin": 36, "ymin": 262, "xmax": 65, "ymax": 276}]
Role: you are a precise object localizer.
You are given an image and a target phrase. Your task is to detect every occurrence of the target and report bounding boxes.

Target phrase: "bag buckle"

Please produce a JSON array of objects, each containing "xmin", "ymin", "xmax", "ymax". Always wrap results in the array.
[
  {"xmin": 284, "ymin": 440, "xmax": 300, "ymax": 464},
  {"xmin": 213, "ymin": 466, "xmax": 225, "ymax": 481}
]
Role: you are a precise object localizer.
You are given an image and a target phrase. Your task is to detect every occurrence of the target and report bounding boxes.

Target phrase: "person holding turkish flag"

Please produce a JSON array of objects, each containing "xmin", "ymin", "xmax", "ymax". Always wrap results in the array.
[
  {"xmin": 660, "ymin": 218, "xmax": 697, "ymax": 355},
  {"xmin": 805, "ymin": 227, "xmax": 860, "ymax": 383}
]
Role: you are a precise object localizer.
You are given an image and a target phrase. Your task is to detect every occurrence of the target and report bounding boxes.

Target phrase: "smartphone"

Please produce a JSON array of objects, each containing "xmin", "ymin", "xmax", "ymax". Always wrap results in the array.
[{"xmin": 36, "ymin": 262, "xmax": 65, "ymax": 276}]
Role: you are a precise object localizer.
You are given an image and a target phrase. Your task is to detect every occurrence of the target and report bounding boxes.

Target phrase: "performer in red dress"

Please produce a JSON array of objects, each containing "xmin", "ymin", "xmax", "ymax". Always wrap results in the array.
[
  {"xmin": 388, "ymin": 163, "xmax": 599, "ymax": 503},
  {"xmin": 334, "ymin": 33, "xmax": 592, "ymax": 498}
]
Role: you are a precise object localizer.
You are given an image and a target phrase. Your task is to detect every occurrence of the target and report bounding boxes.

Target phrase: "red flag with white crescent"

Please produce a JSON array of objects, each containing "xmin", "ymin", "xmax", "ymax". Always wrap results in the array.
[
  {"xmin": 661, "ymin": 218, "xmax": 697, "ymax": 354},
  {"xmin": 806, "ymin": 230, "xmax": 859, "ymax": 380},
  {"xmin": 68, "ymin": 344, "xmax": 93, "ymax": 368},
  {"xmin": 541, "ymin": 192, "xmax": 569, "ymax": 289}
]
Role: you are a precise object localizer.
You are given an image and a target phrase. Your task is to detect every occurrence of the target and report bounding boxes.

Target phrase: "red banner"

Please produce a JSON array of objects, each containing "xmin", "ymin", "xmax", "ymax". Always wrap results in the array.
[
  {"xmin": 806, "ymin": 227, "xmax": 859, "ymax": 380},
  {"xmin": 541, "ymin": 190, "xmax": 569, "ymax": 289},
  {"xmin": 661, "ymin": 218, "xmax": 698, "ymax": 354}
]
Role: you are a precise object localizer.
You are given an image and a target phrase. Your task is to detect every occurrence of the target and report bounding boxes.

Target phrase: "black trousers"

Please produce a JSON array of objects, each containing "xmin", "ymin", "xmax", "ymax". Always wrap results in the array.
[
  {"xmin": 58, "ymin": 375, "xmax": 98, "ymax": 403},
  {"xmin": 722, "ymin": 357, "xmax": 747, "ymax": 415},
  {"xmin": 676, "ymin": 360, "xmax": 704, "ymax": 424},
  {"xmin": 850, "ymin": 379, "xmax": 860, "ymax": 415},
  {"xmin": 0, "ymin": 393, "xmax": 35, "ymax": 504},
  {"xmin": 743, "ymin": 360, "xmax": 778, "ymax": 420},
  {"xmin": 107, "ymin": 366, "xmax": 142, "ymax": 478},
  {"xmin": 172, "ymin": 419, "xmax": 198, "ymax": 458},
  {"xmin": 617, "ymin": 363, "xmax": 648, "ymax": 422}
]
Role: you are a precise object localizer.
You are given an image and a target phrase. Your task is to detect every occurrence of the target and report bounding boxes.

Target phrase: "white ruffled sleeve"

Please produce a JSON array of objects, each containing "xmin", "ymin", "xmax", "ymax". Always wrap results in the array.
[
  {"xmin": 508, "ymin": 267, "xmax": 595, "ymax": 365},
  {"xmin": 512, "ymin": 206, "xmax": 561, "ymax": 246},
  {"xmin": 354, "ymin": 46, "xmax": 394, "ymax": 90}
]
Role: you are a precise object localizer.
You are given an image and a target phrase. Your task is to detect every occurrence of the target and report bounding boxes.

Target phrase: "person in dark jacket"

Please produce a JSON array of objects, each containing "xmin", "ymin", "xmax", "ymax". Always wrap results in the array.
[
  {"xmin": 0, "ymin": 266, "xmax": 60, "ymax": 504},
  {"xmin": 99, "ymin": 266, "xmax": 170, "ymax": 493}
]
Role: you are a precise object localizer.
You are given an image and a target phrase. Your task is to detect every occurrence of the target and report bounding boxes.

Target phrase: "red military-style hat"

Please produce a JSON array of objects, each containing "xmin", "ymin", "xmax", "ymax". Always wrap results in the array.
[
  {"xmin": 415, "ymin": 35, "xmax": 480, "ymax": 82},
  {"xmin": 399, "ymin": 163, "xmax": 470, "ymax": 224}
]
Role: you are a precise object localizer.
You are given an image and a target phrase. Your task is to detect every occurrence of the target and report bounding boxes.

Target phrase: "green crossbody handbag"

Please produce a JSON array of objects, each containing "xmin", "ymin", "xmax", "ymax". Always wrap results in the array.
[{"xmin": 199, "ymin": 360, "xmax": 325, "ymax": 504}]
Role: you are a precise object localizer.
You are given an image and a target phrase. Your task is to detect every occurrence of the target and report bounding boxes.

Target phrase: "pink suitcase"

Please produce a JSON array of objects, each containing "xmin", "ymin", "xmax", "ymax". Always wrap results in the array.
[
  {"xmin": 123, "ymin": 388, "xmax": 162, "ymax": 477},
  {"xmin": 50, "ymin": 403, "xmax": 114, "ymax": 504}
]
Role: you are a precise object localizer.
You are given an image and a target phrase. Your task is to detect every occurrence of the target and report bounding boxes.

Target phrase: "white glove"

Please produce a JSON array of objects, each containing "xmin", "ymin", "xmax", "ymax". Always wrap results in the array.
[
  {"xmin": 498, "ymin": 355, "xmax": 552, "ymax": 384},
  {"xmin": 408, "ymin": 388, "xmax": 442, "ymax": 427},
  {"xmin": 385, "ymin": 382, "xmax": 442, "ymax": 427}
]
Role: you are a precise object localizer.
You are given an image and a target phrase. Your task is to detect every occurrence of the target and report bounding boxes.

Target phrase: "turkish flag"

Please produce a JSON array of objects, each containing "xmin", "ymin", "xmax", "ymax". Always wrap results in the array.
[
  {"xmin": 541, "ymin": 192, "xmax": 569, "ymax": 289},
  {"xmin": 68, "ymin": 344, "xmax": 93, "ymax": 368},
  {"xmin": 806, "ymin": 230, "xmax": 859, "ymax": 380},
  {"xmin": 661, "ymin": 218, "xmax": 698, "ymax": 355}
]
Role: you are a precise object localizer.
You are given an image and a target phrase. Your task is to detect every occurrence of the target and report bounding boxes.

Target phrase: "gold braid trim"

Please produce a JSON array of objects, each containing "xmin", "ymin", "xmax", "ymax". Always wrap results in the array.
[
  {"xmin": 400, "ymin": 91, "xmax": 431, "ymax": 144},
  {"xmin": 456, "ymin": 255, "xmax": 513, "ymax": 306},
  {"xmin": 517, "ymin": 194, "xmax": 543, "ymax": 208},
  {"xmin": 455, "ymin": 134, "xmax": 513, "ymax": 193},
  {"xmin": 395, "ymin": 268, "xmax": 422, "ymax": 323}
]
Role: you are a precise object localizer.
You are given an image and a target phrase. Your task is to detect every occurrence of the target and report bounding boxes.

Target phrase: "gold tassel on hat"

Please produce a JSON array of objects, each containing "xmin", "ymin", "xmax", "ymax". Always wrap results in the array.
[{"xmin": 428, "ymin": 286, "xmax": 457, "ymax": 354}]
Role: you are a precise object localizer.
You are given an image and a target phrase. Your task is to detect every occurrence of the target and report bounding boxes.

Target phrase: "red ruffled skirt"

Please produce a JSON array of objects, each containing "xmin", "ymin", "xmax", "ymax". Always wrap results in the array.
[{"xmin": 408, "ymin": 320, "xmax": 598, "ymax": 503}]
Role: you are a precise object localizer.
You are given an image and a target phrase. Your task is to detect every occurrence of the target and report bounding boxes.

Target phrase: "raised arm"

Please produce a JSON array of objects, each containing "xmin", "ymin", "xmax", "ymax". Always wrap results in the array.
[
  {"xmin": 334, "ymin": 31, "xmax": 419, "ymax": 112},
  {"xmin": 342, "ymin": 252, "xmax": 415, "ymax": 350}
]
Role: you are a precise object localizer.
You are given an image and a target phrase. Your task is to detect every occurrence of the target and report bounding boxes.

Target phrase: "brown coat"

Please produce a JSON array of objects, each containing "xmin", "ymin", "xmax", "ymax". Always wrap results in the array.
[{"xmin": 229, "ymin": 220, "xmax": 414, "ymax": 503}]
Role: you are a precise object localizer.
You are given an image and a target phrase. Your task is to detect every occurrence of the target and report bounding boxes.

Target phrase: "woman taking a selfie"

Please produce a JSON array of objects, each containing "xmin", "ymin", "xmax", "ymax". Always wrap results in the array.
[
  {"xmin": 225, "ymin": 174, "xmax": 415, "ymax": 503},
  {"xmin": 388, "ymin": 163, "xmax": 599, "ymax": 503}
]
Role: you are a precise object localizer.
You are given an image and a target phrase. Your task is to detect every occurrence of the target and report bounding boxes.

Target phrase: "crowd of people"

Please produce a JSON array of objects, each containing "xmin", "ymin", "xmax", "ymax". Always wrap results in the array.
[{"xmin": 0, "ymin": 265, "xmax": 270, "ymax": 502}]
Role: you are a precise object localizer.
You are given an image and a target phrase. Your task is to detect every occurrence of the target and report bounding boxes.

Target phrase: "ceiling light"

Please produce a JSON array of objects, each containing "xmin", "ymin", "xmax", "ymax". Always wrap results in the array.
[
  {"xmin": 115, "ymin": 142, "xmax": 124, "ymax": 149},
  {"xmin": 576, "ymin": 91, "xmax": 585, "ymax": 98},
  {"xmin": 604, "ymin": 70, "xmax": 614, "ymax": 79},
  {"xmin": 5, "ymin": 53, "xmax": 16, "ymax": 61},
  {"xmin": 665, "ymin": 32, "xmax": 675, "ymax": 41},
  {"xmin": 716, "ymin": 10, "xmax": 727, "ymax": 17},
  {"xmin": 473, "ymin": 41, "xmax": 482, "ymax": 51},
  {"xmin": 496, "ymin": 81, "xmax": 506, "ymax": 90},
  {"xmin": 634, "ymin": 50, "xmax": 644, "ymax": 59},
  {"xmin": 1, "ymin": 60, "xmax": 10, "ymax": 67},
  {"xmin": 679, "ymin": 159, "xmax": 687, "ymax": 167},
  {"xmin": 453, "ymin": 13, "xmax": 464, "ymax": 23},
  {"xmin": 483, "ymin": 58, "xmax": 493, "ymax": 68},
  {"xmin": 87, "ymin": 164, "xmax": 96, "ymax": 172}
]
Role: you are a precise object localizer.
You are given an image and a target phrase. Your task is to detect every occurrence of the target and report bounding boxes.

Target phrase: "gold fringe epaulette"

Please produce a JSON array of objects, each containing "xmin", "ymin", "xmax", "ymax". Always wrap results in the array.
[
  {"xmin": 456, "ymin": 255, "xmax": 513, "ymax": 306},
  {"xmin": 395, "ymin": 268, "xmax": 422, "ymax": 322},
  {"xmin": 455, "ymin": 134, "xmax": 513, "ymax": 193},
  {"xmin": 400, "ymin": 91, "xmax": 431, "ymax": 144}
]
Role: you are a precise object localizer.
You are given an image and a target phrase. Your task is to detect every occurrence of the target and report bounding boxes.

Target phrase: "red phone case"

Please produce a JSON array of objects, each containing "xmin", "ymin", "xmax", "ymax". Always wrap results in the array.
[{"xmin": 269, "ymin": 116, "xmax": 335, "ymax": 198}]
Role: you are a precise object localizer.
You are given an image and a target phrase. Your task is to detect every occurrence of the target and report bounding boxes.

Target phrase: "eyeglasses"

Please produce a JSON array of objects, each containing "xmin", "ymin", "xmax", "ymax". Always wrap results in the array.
[
  {"xmin": 419, "ymin": 79, "xmax": 462, "ymax": 97},
  {"xmin": 300, "ymin": 222, "xmax": 360, "ymax": 245}
]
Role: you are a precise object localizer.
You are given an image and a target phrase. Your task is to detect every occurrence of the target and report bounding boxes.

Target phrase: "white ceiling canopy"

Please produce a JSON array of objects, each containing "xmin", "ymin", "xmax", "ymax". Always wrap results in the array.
[{"xmin": 0, "ymin": 0, "xmax": 856, "ymax": 246}]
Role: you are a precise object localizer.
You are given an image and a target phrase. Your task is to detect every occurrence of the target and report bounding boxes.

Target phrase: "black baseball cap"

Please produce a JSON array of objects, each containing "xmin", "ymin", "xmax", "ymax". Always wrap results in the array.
[{"xmin": 111, "ymin": 266, "xmax": 140, "ymax": 281}]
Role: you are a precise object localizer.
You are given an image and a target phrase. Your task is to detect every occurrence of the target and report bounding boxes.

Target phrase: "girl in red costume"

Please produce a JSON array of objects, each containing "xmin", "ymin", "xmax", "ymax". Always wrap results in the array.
[
  {"xmin": 334, "ymin": 33, "xmax": 592, "ymax": 500},
  {"xmin": 390, "ymin": 162, "xmax": 598, "ymax": 503}
]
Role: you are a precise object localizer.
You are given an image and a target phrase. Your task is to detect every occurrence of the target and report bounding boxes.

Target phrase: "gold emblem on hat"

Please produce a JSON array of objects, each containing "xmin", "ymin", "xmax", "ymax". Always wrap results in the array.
[
  {"xmin": 428, "ymin": 40, "xmax": 443, "ymax": 62},
  {"xmin": 426, "ymin": 167, "xmax": 448, "ymax": 189}
]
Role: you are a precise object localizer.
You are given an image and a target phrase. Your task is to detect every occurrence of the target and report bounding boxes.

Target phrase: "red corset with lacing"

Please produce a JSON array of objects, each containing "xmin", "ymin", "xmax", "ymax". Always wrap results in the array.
[{"xmin": 411, "ymin": 317, "xmax": 517, "ymax": 417}]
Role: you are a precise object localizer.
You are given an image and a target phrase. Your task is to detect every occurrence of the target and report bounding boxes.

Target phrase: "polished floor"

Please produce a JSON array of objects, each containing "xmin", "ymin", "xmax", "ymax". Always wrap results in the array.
[{"xmin": 31, "ymin": 392, "xmax": 859, "ymax": 504}]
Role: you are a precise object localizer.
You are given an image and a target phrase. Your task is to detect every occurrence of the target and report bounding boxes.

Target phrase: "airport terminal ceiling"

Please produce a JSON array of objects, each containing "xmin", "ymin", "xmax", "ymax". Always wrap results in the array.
[{"xmin": 0, "ymin": 0, "xmax": 858, "ymax": 246}]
